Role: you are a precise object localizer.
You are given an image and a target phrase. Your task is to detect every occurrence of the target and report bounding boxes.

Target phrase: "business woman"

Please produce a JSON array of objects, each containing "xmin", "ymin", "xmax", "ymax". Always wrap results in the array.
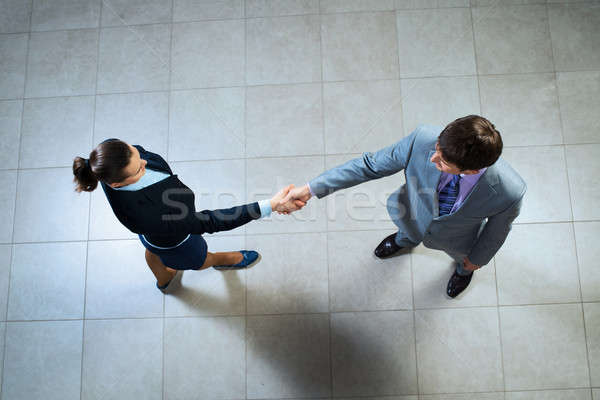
[{"xmin": 73, "ymin": 138, "xmax": 303, "ymax": 293}]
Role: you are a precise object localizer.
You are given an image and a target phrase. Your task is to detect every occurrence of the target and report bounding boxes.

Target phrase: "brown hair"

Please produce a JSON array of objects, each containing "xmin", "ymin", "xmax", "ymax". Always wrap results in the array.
[
  {"xmin": 438, "ymin": 115, "xmax": 503, "ymax": 171},
  {"xmin": 72, "ymin": 139, "xmax": 132, "ymax": 192}
]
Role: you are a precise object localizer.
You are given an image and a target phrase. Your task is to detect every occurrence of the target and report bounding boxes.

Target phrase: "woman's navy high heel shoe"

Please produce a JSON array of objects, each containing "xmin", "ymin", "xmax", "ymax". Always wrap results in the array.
[{"xmin": 213, "ymin": 250, "xmax": 261, "ymax": 270}]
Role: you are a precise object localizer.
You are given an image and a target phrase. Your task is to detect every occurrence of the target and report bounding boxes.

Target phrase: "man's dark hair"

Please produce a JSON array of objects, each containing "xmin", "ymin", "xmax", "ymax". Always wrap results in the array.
[{"xmin": 438, "ymin": 115, "xmax": 503, "ymax": 171}]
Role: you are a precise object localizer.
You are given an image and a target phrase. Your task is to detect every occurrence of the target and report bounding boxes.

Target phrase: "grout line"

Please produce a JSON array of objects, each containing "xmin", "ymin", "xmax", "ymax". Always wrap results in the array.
[
  {"xmin": 5, "ymin": 71, "xmax": 600, "ymax": 103},
  {"xmin": 243, "ymin": 3, "xmax": 249, "ymax": 396},
  {"xmin": 161, "ymin": 3, "xmax": 175, "ymax": 400},
  {"xmin": 9, "ymin": 217, "xmax": 600, "ymax": 247},
  {"xmin": 79, "ymin": 3, "xmax": 103, "ymax": 397},
  {"xmin": 316, "ymin": 3, "xmax": 335, "ymax": 394},
  {"xmin": 5, "ymin": 298, "xmax": 600, "ymax": 323},
  {"xmin": 493, "ymin": 258, "xmax": 507, "ymax": 393},
  {"xmin": 471, "ymin": 2, "xmax": 507, "ymax": 394},
  {"xmin": 545, "ymin": 0, "xmax": 593, "ymax": 388},
  {"xmin": 6, "ymin": 139, "xmax": 600, "ymax": 173},
  {"xmin": 7, "ymin": 218, "xmax": 600, "ymax": 246},
  {"xmin": 1, "ymin": 2, "xmax": 33, "ymax": 395},
  {"xmin": 410, "ymin": 249, "xmax": 420, "ymax": 396}
]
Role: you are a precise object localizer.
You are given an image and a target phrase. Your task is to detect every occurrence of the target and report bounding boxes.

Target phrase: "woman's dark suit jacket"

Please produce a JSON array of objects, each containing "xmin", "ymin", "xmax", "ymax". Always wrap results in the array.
[{"xmin": 101, "ymin": 145, "xmax": 261, "ymax": 247}]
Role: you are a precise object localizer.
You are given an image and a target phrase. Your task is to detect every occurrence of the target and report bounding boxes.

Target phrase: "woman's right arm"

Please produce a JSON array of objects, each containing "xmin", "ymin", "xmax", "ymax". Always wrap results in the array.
[{"xmin": 178, "ymin": 185, "xmax": 304, "ymax": 235}]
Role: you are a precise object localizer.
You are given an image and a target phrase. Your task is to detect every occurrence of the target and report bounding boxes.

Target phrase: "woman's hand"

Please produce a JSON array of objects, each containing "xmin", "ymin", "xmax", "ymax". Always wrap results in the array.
[{"xmin": 270, "ymin": 184, "xmax": 307, "ymax": 214}]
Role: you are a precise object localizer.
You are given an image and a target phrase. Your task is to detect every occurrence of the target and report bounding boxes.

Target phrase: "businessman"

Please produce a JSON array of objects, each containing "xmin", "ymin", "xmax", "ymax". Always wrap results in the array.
[{"xmin": 286, "ymin": 115, "xmax": 526, "ymax": 298}]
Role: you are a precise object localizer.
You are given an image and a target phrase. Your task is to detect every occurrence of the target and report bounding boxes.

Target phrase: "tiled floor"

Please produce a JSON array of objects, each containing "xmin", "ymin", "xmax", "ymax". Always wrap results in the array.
[{"xmin": 0, "ymin": 0, "xmax": 599, "ymax": 399}]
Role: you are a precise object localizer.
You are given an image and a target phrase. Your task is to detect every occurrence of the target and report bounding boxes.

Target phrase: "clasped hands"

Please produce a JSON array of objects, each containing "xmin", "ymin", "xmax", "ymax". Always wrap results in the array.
[{"xmin": 269, "ymin": 184, "xmax": 312, "ymax": 215}]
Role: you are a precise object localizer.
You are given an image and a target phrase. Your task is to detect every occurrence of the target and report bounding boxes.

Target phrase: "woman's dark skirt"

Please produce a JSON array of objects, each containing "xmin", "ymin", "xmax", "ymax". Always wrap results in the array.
[{"xmin": 139, "ymin": 234, "xmax": 208, "ymax": 270}]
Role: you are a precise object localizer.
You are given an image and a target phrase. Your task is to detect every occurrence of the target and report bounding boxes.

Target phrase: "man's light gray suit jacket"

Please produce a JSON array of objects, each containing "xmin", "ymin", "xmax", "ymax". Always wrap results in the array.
[{"xmin": 309, "ymin": 125, "xmax": 526, "ymax": 267}]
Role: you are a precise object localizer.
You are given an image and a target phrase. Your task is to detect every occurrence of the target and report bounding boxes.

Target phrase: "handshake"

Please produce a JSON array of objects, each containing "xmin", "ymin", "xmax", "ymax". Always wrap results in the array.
[{"xmin": 269, "ymin": 184, "xmax": 313, "ymax": 215}]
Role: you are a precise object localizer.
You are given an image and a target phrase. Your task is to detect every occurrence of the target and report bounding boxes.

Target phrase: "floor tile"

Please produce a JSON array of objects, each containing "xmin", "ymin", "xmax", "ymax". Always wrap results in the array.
[
  {"xmin": 164, "ymin": 235, "xmax": 246, "ymax": 317},
  {"xmin": 574, "ymin": 222, "xmax": 600, "ymax": 301},
  {"xmin": 397, "ymin": 8, "xmax": 476, "ymax": 78},
  {"xmin": 164, "ymin": 316, "xmax": 245, "ymax": 400},
  {"xmin": 94, "ymin": 92, "xmax": 169, "ymax": 155},
  {"xmin": 420, "ymin": 394, "xmax": 503, "ymax": 400},
  {"xmin": 396, "ymin": 0, "xmax": 469, "ymax": 8},
  {"xmin": 321, "ymin": 0, "xmax": 395, "ymax": 12},
  {"xmin": 81, "ymin": 318, "xmax": 163, "ymax": 400},
  {"xmin": 85, "ymin": 240, "xmax": 164, "ymax": 318},
  {"xmin": 169, "ymin": 159, "xmax": 246, "ymax": 236},
  {"xmin": 473, "ymin": 0, "xmax": 546, "ymax": 4},
  {"xmin": 323, "ymin": 80, "xmax": 404, "ymax": 154},
  {"xmin": 97, "ymin": 24, "xmax": 170, "ymax": 93},
  {"xmin": 566, "ymin": 144, "xmax": 600, "ymax": 221},
  {"xmin": 168, "ymin": 87, "xmax": 245, "ymax": 161},
  {"xmin": 0, "ymin": 245, "xmax": 11, "ymax": 321},
  {"xmin": 0, "ymin": 33, "xmax": 27, "ymax": 100},
  {"xmin": 247, "ymin": 314, "xmax": 330, "ymax": 398},
  {"xmin": 171, "ymin": 20, "xmax": 244, "ymax": 89},
  {"xmin": 595, "ymin": 389, "xmax": 600, "ymax": 400},
  {"xmin": 13, "ymin": 168, "xmax": 90, "ymax": 242},
  {"xmin": 26, "ymin": 30, "xmax": 98, "ymax": 98},
  {"xmin": 339, "ymin": 396, "xmax": 417, "ymax": 400},
  {"xmin": 246, "ymin": 83, "xmax": 324, "ymax": 157},
  {"xmin": 246, "ymin": 232, "xmax": 328, "ymax": 314},
  {"xmin": 0, "ymin": 100, "xmax": 22, "ymax": 169},
  {"xmin": 246, "ymin": 156, "xmax": 327, "ymax": 234},
  {"xmin": 0, "ymin": 0, "xmax": 31, "ymax": 33},
  {"xmin": 500, "ymin": 304, "xmax": 590, "ymax": 390},
  {"xmin": 331, "ymin": 311, "xmax": 417, "ymax": 396},
  {"xmin": 101, "ymin": 0, "xmax": 172, "ymax": 26},
  {"xmin": 400, "ymin": 76, "xmax": 480, "ymax": 137},
  {"xmin": 246, "ymin": 0, "xmax": 318, "ymax": 17},
  {"xmin": 7, "ymin": 242, "xmax": 86, "ymax": 320},
  {"xmin": 0, "ymin": 170, "xmax": 17, "ymax": 243},
  {"xmin": 472, "ymin": 5, "xmax": 554, "ymax": 74},
  {"xmin": 246, "ymin": 15, "xmax": 321, "ymax": 85},
  {"xmin": 88, "ymin": 188, "xmax": 138, "ymax": 240},
  {"xmin": 321, "ymin": 11, "xmax": 399, "ymax": 81},
  {"xmin": 495, "ymin": 223, "xmax": 581, "ymax": 305},
  {"xmin": 20, "ymin": 96, "xmax": 94, "ymax": 168},
  {"xmin": 2, "ymin": 320, "xmax": 83, "ymax": 400},
  {"xmin": 412, "ymin": 244, "xmax": 498, "ymax": 308},
  {"xmin": 585, "ymin": 302, "xmax": 600, "ymax": 387},
  {"xmin": 549, "ymin": 3, "xmax": 600, "ymax": 71},
  {"xmin": 415, "ymin": 307, "xmax": 503, "ymax": 394},
  {"xmin": 173, "ymin": 0, "xmax": 244, "ymax": 21},
  {"xmin": 324, "ymin": 153, "xmax": 401, "ymax": 231},
  {"xmin": 557, "ymin": 71, "xmax": 600, "ymax": 144},
  {"xmin": 479, "ymin": 73, "xmax": 563, "ymax": 146},
  {"xmin": 501, "ymin": 146, "xmax": 571, "ymax": 223},
  {"xmin": 31, "ymin": 0, "xmax": 100, "ymax": 31},
  {"xmin": 506, "ymin": 389, "xmax": 592, "ymax": 400},
  {"xmin": 328, "ymin": 230, "xmax": 413, "ymax": 311}
]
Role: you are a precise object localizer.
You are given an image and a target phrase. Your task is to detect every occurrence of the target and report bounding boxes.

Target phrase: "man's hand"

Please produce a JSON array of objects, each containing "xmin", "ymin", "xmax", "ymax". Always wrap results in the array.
[
  {"xmin": 270, "ymin": 184, "xmax": 307, "ymax": 214},
  {"xmin": 462, "ymin": 257, "xmax": 481, "ymax": 272},
  {"xmin": 284, "ymin": 184, "xmax": 312, "ymax": 205}
]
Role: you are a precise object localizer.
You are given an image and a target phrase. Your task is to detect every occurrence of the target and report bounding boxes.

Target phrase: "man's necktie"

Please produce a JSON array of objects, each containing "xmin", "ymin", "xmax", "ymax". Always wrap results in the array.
[{"xmin": 438, "ymin": 174, "xmax": 461, "ymax": 216}]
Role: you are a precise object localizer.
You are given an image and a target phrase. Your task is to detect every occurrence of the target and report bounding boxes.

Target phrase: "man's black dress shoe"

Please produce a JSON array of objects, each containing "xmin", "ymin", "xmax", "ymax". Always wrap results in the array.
[
  {"xmin": 446, "ymin": 270, "xmax": 473, "ymax": 298},
  {"xmin": 374, "ymin": 233, "xmax": 404, "ymax": 258}
]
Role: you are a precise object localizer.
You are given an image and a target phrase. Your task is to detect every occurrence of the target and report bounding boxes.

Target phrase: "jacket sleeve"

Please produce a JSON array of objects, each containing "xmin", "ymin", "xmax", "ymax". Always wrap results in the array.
[
  {"xmin": 467, "ymin": 192, "xmax": 525, "ymax": 267},
  {"xmin": 178, "ymin": 202, "xmax": 263, "ymax": 235},
  {"xmin": 308, "ymin": 128, "xmax": 420, "ymax": 199}
]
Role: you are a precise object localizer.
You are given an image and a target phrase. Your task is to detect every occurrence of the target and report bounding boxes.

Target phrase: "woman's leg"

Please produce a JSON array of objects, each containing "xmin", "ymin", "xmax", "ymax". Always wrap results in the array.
[
  {"xmin": 199, "ymin": 251, "xmax": 244, "ymax": 269},
  {"xmin": 145, "ymin": 249, "xmax": 177, "ymax": 286}
]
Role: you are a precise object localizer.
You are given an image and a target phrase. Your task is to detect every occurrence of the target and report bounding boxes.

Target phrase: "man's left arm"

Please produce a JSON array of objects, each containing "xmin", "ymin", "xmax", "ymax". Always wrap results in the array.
[{"xmin": 467, "ymin": 193, "xmax": 525, "ymax": 268}]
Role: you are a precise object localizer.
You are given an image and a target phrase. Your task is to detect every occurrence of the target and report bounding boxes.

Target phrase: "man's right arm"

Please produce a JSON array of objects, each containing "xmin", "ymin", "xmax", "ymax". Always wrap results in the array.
[{"xmin": 307, "ymin": 129, "xmax": 420, "ymax": 199}]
